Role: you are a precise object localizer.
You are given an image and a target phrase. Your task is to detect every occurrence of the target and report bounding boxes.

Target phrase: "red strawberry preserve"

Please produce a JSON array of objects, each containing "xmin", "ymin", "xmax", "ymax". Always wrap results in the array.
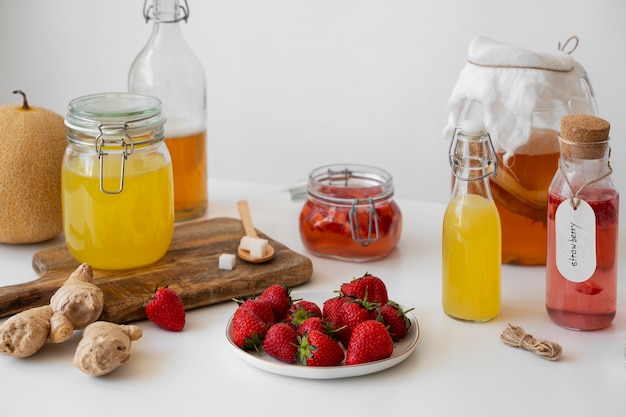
[{"xmin": 299, "ymin": 164, "xmax": 402, "ymax": 262}]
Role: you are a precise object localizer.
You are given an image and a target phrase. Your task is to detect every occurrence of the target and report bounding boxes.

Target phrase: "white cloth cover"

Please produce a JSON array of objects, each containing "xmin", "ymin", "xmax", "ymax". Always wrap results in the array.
[{"xmin": 443, "ymin": 36, "xmax": 596, "ymax": 160}]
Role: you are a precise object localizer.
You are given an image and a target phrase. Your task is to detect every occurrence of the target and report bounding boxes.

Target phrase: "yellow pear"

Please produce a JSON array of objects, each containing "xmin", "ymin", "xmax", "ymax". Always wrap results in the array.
[{"xmin": 0, "ymin": 90, "xmax": 67, "ymax": 243}]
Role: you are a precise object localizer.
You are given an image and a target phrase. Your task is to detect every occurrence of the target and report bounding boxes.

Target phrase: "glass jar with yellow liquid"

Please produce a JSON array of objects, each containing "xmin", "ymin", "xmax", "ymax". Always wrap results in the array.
[
  {"xmin": 129, "ymin": 0, "xmax": 208, "ymax": 221},
  {"xmin": 442, "ymin": 120, "xmax": 501, "ymax": 322},
  {"xmin": 63, "ymin": 93, "xmax": 174, "ymax": 270}
]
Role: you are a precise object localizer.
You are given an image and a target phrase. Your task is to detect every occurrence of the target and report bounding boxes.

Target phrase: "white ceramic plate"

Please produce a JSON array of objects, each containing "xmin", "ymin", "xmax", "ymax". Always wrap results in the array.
[{"xmin": 225, "ymin": 289, "xmax": 420, "ymax": 379}]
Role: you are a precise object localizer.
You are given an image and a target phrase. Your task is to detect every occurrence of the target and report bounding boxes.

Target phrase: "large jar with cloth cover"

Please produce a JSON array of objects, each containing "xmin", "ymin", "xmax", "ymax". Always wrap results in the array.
[{"xmin": 444, "ymin": 36, "xmax": 597, "ymax": 265}]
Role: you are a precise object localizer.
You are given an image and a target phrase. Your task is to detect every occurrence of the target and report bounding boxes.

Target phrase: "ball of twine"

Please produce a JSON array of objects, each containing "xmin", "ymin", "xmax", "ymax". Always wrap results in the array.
[{"xmin": 500, "ymin": 324, "xmax": 562, "ymax": 361}]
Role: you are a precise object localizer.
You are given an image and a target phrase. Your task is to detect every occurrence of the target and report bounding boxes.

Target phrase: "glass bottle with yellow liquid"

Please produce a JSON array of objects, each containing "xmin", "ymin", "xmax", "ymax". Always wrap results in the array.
[
  {"xmin": 129, "ymin": 0, "xmax": 207, "ymax": 221},
  {"xmin": 442, "ymin": 120, "xmax": 501, "ymax": 322}
]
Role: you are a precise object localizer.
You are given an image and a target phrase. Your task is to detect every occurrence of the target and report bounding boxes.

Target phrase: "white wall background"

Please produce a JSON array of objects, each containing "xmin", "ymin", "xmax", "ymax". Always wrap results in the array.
[{"xmin": 1, "ymin": 0, "xmax": 625, "ymax": 207}]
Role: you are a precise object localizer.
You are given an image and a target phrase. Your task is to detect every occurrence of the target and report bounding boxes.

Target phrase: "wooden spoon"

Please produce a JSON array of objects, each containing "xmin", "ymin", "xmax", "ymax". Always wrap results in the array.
[{"xmin": 237, "ymin": 200, "xmax": 275, "ymax": 263}]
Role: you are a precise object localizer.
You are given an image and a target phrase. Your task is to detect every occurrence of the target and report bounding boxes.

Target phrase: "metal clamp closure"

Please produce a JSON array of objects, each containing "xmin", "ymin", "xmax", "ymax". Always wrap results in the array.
[
  {"xmin": 143, "ymin": 0, "xmax": 189, "ymax": 23},
  {"xmin": 95, "ymin": 123, "xmax": 135, "ymax": 194},
  {"xmin": 448, "ymin": 126, "xmax": 498, "ymax": 181},
  {"xmin": 349, "ymin": 198, "xmax": 379, "ymax": 247}
]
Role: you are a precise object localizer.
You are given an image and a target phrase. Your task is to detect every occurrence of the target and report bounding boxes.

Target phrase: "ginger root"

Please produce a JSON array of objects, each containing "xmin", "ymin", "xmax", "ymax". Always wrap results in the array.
[
  {"xmin": 0, "ymin": 264, "xmax": 142, "ymax": 376},
  {"xmin": 72, "ymin": 321, "xmax": 142, "ymax": 376},
  {"xmin": 0, "ymin": 305, "xmax": 53, "ymax": 358},
  {"xmin": 0, "ymin": 263, "xmax": 104, "ymax": 358},
  {"xmin": 49, "ymin": 263, "xmax": 104, "ymax": 343}
]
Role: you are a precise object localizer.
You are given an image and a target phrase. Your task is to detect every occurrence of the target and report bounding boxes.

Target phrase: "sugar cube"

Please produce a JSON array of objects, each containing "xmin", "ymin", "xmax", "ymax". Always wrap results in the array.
[
  {"xmin": 219, "ymin": 253, "xmax": 236, "ymax": 270},
  {"xmin": 239, "ymin": 236, "xmax": 268, "ymax": 259}
]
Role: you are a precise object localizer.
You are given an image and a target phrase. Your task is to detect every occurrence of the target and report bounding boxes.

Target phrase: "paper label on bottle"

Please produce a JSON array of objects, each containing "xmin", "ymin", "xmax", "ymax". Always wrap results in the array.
[{"xmin": 555, "ymin": 199, "xmax": 596, "ymax": 282}]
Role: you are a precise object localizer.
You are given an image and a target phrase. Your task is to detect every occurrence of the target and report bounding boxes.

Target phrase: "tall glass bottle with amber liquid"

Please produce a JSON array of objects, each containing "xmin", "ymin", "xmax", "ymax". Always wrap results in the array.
[
  {"xmin": 129, "ymin": 0, "xmax": 208, "ymax": 221},
  {"xmin": 442, "ymin": 120, "xmax": 501, "ymax": 322},
  {"xmin": 546, "ymin": 114, "xmax": 618, "ymax": 331}
]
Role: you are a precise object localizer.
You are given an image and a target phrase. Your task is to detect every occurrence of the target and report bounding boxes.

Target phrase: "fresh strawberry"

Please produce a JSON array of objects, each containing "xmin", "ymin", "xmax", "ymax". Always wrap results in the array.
[
  {"xmin": 235, "ymin": 298, "xmax": 275, "ymax": 326},
  {"xmin": 575, "ymin": 280, "xmax": 603, "ymax": 296},
  {"xmin": 297, "ymin": 316, "xmax": 325, "ymax": 336},
  {"xmin": 258, "ymin": 284, "xmax": 292, "ymax": 322},
  {"xmin": 379, "ymin": 301, "xmax": 413, "ymax": 341},
  {"xmin": 346, "ymin": 320, "xmax": 394, "ymax": 365},
  {"xmin": 298, "ymin": 330, "xmax": 345, "ymax": 366},
  {"xmin": 287, "ymin": 300, "xmax": 322, "ymax": 327},
  {"xmin": 322, "ymin": 296, "xmax": 351, "ymax": 331},
  {"xmin": 143, "ymin": 285, "xmax": 186, "ymax": 332},
  {"xmin": 337, "ymin": 299, "xmax": 376, "ymax": 347},
  {"xmin": 340, "ymin": 272, "xmax": 388, "ymax": 305},
  {"xmin": 263, "ymin": 322, "xmax": 299, "ymax": 363},
  {"xmin": 231, "ymin": 307, "xmax": 268, "ymax": 351}
]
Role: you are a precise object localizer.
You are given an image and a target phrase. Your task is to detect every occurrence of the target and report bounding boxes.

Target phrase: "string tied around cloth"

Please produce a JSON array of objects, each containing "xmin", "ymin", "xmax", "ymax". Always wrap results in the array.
[
  {"xmin": 558, "ymin": 35, "xmax": 579, "ymax": 54},
  {"xmin": 500, "ymin": 324, "xmax": 562, "ymax": 361}
]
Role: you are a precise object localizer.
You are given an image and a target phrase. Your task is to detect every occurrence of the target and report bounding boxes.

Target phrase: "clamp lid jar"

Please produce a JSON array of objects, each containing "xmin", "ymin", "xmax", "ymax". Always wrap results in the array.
[
  {"xmin": 62, "ymin": 93, "xmax": 174, "ymax": 270},
  {"xmin": 298, "ymin": 163, "xmax": 402, "ymax": 262}
]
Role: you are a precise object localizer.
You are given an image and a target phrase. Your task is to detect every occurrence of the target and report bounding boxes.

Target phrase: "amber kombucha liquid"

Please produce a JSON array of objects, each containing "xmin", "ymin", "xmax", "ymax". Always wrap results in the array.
[
  {"xmin": 165, "ymin": 131, "xmax": 208, "ymax": 221},
  {"xmin": 489, "ymin": 129, "xmax": 560, "ymax": 265}
]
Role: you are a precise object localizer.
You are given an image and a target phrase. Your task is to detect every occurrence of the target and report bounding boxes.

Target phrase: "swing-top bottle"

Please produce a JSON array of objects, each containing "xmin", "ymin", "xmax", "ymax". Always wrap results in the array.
[
  {"xmin": 128, "ymin": 0, "xmax": 207, "ymax": 221},
  {"xmin": 442, "ymin": 120, "xmax": 501, "ymax": 322}
]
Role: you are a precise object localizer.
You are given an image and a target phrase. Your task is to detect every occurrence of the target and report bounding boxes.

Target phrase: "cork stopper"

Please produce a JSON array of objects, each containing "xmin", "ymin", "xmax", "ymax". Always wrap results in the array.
[{"xmin": 560, "ymin": 114, "xmax": 611, "ymax": 159}]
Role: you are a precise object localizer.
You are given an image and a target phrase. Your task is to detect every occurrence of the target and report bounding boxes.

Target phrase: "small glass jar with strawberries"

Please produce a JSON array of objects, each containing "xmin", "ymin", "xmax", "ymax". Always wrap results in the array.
[{"xmin": 298, "ymin": 164, "xmax": 402, "ymax": 262}]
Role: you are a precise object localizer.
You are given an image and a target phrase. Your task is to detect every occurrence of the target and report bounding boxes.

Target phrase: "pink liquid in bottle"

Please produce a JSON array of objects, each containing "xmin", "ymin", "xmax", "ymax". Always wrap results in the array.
[{"xmin": 546, "ymin": 189, "xmax": 618, "ymax": 330}]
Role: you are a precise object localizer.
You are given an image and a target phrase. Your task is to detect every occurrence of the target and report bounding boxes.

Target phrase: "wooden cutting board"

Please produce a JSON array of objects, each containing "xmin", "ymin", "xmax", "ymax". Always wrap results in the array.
[{"xmin": 0, "ymin": 217, "xmax": 313, "ymax": 323}]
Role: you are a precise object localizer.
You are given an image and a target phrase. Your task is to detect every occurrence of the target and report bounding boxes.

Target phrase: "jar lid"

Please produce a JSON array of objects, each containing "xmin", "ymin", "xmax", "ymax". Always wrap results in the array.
[
  {"xmin": 65, "ymin": 93, "xmax": 166, "ymax": 136},
  {"xmin": 307, "ymin": 163, "xmax": 394, "ymax": 203}
]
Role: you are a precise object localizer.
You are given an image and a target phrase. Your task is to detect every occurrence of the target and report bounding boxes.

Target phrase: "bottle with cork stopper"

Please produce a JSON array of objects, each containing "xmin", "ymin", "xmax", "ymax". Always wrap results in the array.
[{"xmin": 546, "ymin": 114, "xmax": 618, "ymax": 331}]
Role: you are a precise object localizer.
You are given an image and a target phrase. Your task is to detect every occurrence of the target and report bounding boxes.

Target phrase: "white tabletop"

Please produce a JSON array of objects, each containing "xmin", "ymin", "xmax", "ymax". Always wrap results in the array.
[{"xmin": 1, "ymin": 178, "xmax": 625, "ymax": 416}]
